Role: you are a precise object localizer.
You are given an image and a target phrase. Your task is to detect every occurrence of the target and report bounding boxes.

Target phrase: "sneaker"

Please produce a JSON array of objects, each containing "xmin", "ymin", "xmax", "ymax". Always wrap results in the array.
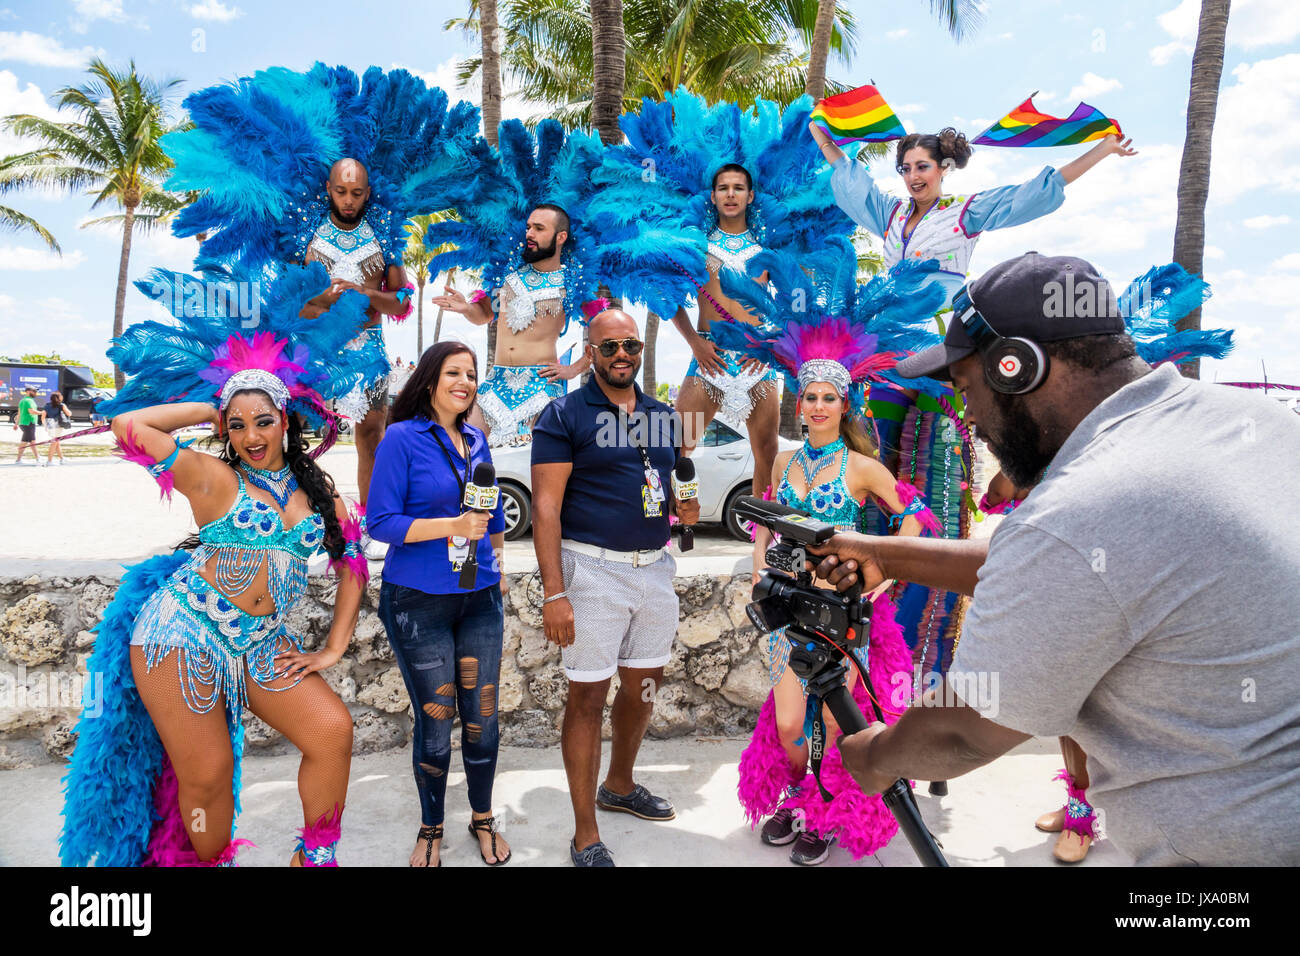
[
  {"xmin": 570, "ymin": 839, "xmax": 616, "ymax": 867},
  {"xmin": 788, "ymin": 831, "xmax": 834, "ymax": 866},
  {"xmin": 760, "ymin": 808, "xmax": 799, "ymax": 846},
  {"xmin": 361, "ymin": 529, "xmax": 387, "ymax": 560},
  {"xmin": 596, "ymin": 783, "xmax": 676, "ymax": 821}
]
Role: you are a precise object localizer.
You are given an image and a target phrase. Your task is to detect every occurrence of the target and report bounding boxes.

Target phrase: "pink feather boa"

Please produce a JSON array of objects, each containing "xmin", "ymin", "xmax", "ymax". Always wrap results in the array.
[
  {"xmin": 113, "ymin": 423, "xmax": 177, "ymax": 503},
  {"xmin": 296, "ymin": 805, "xmax": 344, "ymax": 866},
  {"xmin": 1054, "ymin": 769, "xmax": 1098, "ymax": 839},
  {"xmin": 738, "ymin": 592, "xmax": 915, "ymax": 859},
  {"xmin": 893, "ymin": 480, "xmax": 942, "ymax": 536},
  {"xmin": 385, "ymin": 281, "xmax": 415, "ymax": 322},
  {"xmin": 142, "ymin": 755, "xmax": 254, "ymax": 866},
  {"xmin": 328, "ymin": 505, "xmax": 370, "ymax": 585}
]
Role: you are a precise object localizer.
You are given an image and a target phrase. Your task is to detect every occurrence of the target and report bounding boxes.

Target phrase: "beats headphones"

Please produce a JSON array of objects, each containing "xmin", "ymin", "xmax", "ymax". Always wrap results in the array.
[{"xmin": 951, "ymin": 285, "xmax": 1048, "ymax": 395}]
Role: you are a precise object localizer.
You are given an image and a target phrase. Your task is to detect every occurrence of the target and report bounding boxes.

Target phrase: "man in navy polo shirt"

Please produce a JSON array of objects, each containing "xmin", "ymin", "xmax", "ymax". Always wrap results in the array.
[{"xmin": 532, "ymin": 308, "xmax": 700, "ymax": 867}]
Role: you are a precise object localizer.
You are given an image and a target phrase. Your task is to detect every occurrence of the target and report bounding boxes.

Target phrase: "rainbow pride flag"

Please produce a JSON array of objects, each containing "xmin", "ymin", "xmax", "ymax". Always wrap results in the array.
[
  {"xmin": 810, "ymin": 85, "xmax": 907, "ymax": 145},
  {"xmin": 973, "ymin": 94, "xmax": 1122, "ymax": 147}
]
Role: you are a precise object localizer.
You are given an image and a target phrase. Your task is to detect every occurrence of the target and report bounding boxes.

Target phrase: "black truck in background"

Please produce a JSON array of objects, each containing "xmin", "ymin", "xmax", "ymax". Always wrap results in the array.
[{"xmin": 0, "ymin": 362, "xmax": 112, "ymax": 424}]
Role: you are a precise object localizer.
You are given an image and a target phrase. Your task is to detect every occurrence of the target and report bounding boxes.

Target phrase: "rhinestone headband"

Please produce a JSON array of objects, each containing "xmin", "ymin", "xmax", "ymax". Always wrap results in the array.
[
  {"xmin": 797, "ymin": 359, "xmax": 852, "ymax": 397},
  {"xmin": 219, "ymin": 369, "xmax": 291, "ymax": 410}
]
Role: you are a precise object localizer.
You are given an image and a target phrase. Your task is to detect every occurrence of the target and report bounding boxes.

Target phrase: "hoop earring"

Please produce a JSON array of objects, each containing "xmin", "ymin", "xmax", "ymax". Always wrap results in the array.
[
  {"xmin": 282, "ymin": 433, "xmax": 289, "ymax": 453},
  {"xmin": 225, "ymin": 440, "xmax": 236, "ymax": 460}
]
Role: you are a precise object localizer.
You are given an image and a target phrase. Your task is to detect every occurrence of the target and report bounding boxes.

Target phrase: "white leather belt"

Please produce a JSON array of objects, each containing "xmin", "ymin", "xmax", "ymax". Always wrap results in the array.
[{"xmin": 562, "ymin": 539, "xmax": 666, "ymax": 568}]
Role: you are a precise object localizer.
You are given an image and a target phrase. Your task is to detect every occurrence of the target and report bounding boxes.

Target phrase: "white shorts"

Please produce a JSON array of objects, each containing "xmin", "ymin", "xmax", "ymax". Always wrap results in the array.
[
  {"xmin": 559, "ymin": 546, "xmax": 679, "ymax": 682},
  {"xmin": 46, "ymin": 424, "xmax": 65, "ymax": 439}
]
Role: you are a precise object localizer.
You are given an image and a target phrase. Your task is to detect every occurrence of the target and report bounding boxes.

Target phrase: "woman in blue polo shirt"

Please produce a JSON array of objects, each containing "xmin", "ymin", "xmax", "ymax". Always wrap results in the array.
[{"xmin": 369, "ymin": 341, "xmax": 511, "ymax": 867}]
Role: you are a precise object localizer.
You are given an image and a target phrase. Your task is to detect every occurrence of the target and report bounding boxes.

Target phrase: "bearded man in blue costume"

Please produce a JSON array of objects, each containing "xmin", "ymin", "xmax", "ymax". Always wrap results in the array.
[
  {"xmin": 297, "ymin": 158, "xmax": 411, "ymax": 526},
  {"xmin": 433, "ymin": 203, "xmax": 591, "ymax": 446}
]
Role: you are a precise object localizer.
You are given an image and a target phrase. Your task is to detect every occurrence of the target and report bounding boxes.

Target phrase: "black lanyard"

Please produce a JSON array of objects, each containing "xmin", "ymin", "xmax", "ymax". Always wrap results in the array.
[
  {"xmin": 430, "ymin": 424, "xmax": 470, "ymax": 507},
  {"xmin": 619, "ymin": 408, "xmax": 656, "ymax": 476}
]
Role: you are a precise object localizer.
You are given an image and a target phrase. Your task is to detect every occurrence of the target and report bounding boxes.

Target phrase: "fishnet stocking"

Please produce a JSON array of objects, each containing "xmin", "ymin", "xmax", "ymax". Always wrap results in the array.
[
  {"xmin": 245, "ymin": 669, "xmax": 353, "ymax": 827},
  {"xmin": 130, "ymin": 646, "xmax": 234, "ymax": 862}
]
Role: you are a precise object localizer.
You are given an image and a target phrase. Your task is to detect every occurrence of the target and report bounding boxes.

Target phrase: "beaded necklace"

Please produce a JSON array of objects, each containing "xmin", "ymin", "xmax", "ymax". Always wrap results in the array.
[
  {"xmin": 243, "ymin": 463, "xmax": 298, "ymax": 509},
  {"xmin": 795, "ymin": 436, "xmax": 846, "ymax": 488}
]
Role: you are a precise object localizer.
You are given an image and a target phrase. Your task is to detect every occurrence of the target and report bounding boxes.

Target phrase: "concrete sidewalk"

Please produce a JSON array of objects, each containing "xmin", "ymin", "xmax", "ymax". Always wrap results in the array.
[{"xmin": 0, "ymin": 735, "xmax": 1126, "ymax": 867}]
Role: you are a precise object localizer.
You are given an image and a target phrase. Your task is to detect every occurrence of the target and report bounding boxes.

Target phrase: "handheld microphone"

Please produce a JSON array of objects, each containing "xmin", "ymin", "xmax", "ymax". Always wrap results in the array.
[
  {"xmin": 459, "ymin": 462, "xmax": 498, "ymax": 590},
  {"xmin": 672, "ymin": 458, "xmax": 697, "ymax": 552}
]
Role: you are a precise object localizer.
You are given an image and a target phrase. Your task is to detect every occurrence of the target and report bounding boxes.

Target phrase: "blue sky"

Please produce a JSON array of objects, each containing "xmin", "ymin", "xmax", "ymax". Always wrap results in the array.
[{"xmin": 1, "ymin": 0, "xmax": 1298, "ymax": 388}]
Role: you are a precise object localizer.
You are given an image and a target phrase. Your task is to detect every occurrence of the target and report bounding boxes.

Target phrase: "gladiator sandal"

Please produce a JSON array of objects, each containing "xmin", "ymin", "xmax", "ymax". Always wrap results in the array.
[
  {"xmin": 468, "ymin": 815, "xmax": 512, "ymax": 866},
  {"xmin": 414, "ymin": 824, "xmax": 443, "ymax": 868},
  {"xmin": 293, "ymin": 805, "xmax": 343, "ymax": 867},
  {"xmin": 1050, "ymin": 770, "xmax": 1096, "ymax": 863}
]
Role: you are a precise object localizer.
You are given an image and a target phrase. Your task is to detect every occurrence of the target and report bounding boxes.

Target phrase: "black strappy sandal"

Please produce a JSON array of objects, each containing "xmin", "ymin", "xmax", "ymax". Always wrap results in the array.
[
  {"xmin": 413, "ymin": 824, "xmax": 443, "ymax": 867},
  {"xmin": 468, "ymin": 816, "xmax": 512, "ymax": 866}
]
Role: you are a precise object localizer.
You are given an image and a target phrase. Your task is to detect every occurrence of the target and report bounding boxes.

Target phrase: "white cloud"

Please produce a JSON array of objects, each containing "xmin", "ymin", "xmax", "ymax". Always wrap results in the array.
[
  {"xmin": 1243, "ymin": 214, "xmax": 1291, "ymax": 229},
  {"xmin": 1152, "ymin": 0, "xmax": 1300, "ymax": 65},
  {"xmin": 187, "ymin": 1, "xmax": 243, "ymax": 22},
  {"xmin": 69, "ymin": 0, "xmax": 125, "ymax": 34},
  {"xmin": 0, "ymin": 247, "xmax": 87, "ymax": 270},
  {"xmin": 998, "ymin": 32, "xmax": 1014, "ymax": 40},
  {"xmin": 0, "ymin": 31, "xmax": 104, "ymax": 67},
  {"xmin": 1204, "ymin": 244, "xmax": 1225, "ymax": 259},
  {"xmin": 1209, "ymin": 54, "xmax": 1300, "ymax": 202},
  {"xmin": 1229, "ymin": 0, "xmax": 1300, "ymax": 48},
  {"xmin": 894, "ymin": 103, "xmax": 926, "ymax": 116},
  {"xmin": 886, "ymin": 29, "xmax": 908, "ymax": 40},
  {"xmin": 0, "ymin": 70, "xmax": 67, "ymax": 156},
  {"xmin": 1066, "ymin": 73, "xmax": 1122, "ymax": 103},
  {"xmin": 1271, "ymin": 252, "xmax": 1300, "ymax": 271}
]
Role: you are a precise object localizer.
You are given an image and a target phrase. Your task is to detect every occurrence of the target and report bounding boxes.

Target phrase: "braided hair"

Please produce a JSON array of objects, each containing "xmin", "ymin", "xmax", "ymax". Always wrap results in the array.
[{"xmin": 177, "ymin": 392, "xmax": 345, "ymax": 561}]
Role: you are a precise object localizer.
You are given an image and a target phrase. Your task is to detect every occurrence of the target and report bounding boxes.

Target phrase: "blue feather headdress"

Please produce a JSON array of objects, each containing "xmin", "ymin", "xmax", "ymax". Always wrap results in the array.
[
  {"xmin": 1118, "ymin": 263, "xmax": 1232, "ymax": 366},
  {"xmin": 98, "ymin": 263, "xmax": 385, "ymax": 454},
  {"xmin": 423, "ymin": 118, "xmax": 606, "ymax": 325},
  {"xmin": 164, "ymin": 63, "xmax": 484, "ymax": 271},
  {"xmin": 583, "ymin": 89, "xmax": 860, "ymax": 318},
  {"xmin": 710, "ymin": 253, "xmax": 949, "ymax": 412}
]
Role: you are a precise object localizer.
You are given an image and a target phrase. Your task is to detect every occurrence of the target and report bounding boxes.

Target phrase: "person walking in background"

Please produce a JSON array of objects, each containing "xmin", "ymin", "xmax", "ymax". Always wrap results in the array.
[
  {"xmin": 43, "ymin": 390, "xmax": 73, "ymax": 465},
  {"xmin": 368, "ymin": 341, "xmax": 512, "ymax": 867},
  {"xmin": 13, "ymin": 385, "xmax": 43, "ymax": 465},
  {"xmin": 531, "ymin": 309, "xmax": 700, "ymax": 867}
]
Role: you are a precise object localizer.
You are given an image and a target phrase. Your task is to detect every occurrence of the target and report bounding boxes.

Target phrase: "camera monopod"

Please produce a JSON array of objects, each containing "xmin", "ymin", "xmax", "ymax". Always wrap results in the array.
[{"xmin": 735, "ymin": 496, "xmax": 948, "ymax": 867}]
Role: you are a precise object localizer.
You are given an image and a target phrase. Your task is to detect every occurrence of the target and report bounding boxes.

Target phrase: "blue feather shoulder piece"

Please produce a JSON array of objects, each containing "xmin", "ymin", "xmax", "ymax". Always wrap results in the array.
[
  {"xmin": 165, "ymin": 63, "xmax": 484, "ymax": 270},
  {"xmin": 424, "ymin": 119, "xmax": 605, "ymax": 324},
  {"xmin": 1118, "ymin": 263, "xmax": 1233, "ymax": 366}
]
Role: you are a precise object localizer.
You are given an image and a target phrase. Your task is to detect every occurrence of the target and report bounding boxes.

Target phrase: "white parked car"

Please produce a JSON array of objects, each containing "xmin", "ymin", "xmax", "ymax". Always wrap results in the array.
[{"xmin": 490, "ymin": 419, "xmax": 799, "ymax": 541}]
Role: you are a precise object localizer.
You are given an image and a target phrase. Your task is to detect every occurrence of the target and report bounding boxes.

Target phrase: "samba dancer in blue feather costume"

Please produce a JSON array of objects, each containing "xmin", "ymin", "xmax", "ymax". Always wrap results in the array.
[
  {"xmin": 163, "ymin": 64, "xmax": 484, "ymax": 550},
  {"xmin": 429, "ymin": 120, "xmax": 606, "ymax": 446},
  {"xmin": 60, "ymin": 265, "xmax": 380, "ymax": 867},
  {"xmin": 584, "ymin": 90, "xmax": 859, "ymax": 499}
]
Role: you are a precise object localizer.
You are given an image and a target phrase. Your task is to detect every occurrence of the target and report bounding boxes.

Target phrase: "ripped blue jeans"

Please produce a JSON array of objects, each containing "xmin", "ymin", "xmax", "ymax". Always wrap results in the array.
[{"xmin": 378, "ymin": 582, "xmax": 504, "ymax": 826}]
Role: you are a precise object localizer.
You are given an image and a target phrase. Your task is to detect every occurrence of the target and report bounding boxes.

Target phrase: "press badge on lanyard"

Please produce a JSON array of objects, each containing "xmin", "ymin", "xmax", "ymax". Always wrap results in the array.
[
  {"xmin": 624, "ymin": 411, "xmax": 665, "ymax": 518},
  {"xmin": 433, "ymin": 426, "xmax": 473, "ymax": 570}
]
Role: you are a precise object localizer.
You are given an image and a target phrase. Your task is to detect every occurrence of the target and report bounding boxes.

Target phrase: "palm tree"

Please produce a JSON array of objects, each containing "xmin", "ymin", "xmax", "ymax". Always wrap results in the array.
[
  {"xmin": 2, "ymin": 59, "xmax": 187, "ymax": 389},
  {"xmin": 0, "ymin": 154, "xmax": 62, "ymax": 251},
  {"xmin": 1172, "ymin": 0, "xmax": 1231, "ymax": 381},
  {"xmin": 452, "ymin": 0, "xmax": 858, "ymax": 126},
  {"xmin": 591, "ymin": 0, "xmax": 627, "ymax": 146},
  {"xmin": 404, "ymin": 215, "xmax": 437, "ymax": 357}
]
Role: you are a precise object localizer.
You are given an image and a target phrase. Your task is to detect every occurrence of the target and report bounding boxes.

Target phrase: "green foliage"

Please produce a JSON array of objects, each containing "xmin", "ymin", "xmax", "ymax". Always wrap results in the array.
[{"xmin": 450, "ymin": 0, "xmax": 859, "ymax": 126}]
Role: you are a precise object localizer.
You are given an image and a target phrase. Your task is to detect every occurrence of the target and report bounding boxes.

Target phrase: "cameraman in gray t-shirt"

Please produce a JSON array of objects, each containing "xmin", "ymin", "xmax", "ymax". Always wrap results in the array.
[{"xmin": 808, "ymin": 252, "xmax": 1300, "ymax": 866}]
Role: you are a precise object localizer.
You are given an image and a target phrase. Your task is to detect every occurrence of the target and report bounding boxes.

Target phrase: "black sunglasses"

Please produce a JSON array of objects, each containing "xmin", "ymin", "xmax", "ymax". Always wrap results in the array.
[{"xmin": 596, "ymin": 337, "xmax": 644, "ymax": 357}]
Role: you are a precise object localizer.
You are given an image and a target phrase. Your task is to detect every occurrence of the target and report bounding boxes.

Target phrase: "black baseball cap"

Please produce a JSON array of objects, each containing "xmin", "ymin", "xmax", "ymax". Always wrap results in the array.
[{"xmin": 896, "ymin": 252, "xmax": 1126, "ymax": 381}]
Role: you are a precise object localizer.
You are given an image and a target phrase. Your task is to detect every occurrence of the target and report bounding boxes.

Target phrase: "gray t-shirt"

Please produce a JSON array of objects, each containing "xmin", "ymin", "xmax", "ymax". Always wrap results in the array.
[{"xmin": 954, "ymin": 364, "xmax": 1300, "ymax": 865}]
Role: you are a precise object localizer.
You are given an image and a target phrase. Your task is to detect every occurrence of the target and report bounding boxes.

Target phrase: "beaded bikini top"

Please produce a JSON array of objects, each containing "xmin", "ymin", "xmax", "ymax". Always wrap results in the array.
[
  {"xmin": 706, "ymin": 228, "xmax": 763, "ymax": 275},
  {"xmin": 306, "ymin": 218, "xmax": 387, "ymax": 284},
  {"xmin": 501, "ymin": 264, "xmax": 568, "ymax": 335},
  {"xmin": 190, "ymin": 471, "xmax": 325, "ymax": 612},
  {"xmin": 777, "ymin": 438, "xmax": 862, "ymax": 530}
]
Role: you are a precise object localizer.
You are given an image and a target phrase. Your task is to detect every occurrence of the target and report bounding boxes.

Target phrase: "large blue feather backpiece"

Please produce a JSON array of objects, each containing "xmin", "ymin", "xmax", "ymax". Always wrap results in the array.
[
  {"xmin": 164, "ymin": 63, "xmax": 485, "ymax": 270},
  {"xmin": 712, "ymin": 252, "xmax": 949, "ymax": 404},
  {"xmin": 423, "ymin": 118, "xmax": 606, "ymax": 322},
  {"xmin": 98, "ymin": 263, "xmax": 383, "ymax": 443},
  {"xmin": 584, "ymin": 88, "xmax": 859, "ymax": 318},
  {"xmin": 1117, "ymin": 263, "xmax": 1232, "ymax": 366}
]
